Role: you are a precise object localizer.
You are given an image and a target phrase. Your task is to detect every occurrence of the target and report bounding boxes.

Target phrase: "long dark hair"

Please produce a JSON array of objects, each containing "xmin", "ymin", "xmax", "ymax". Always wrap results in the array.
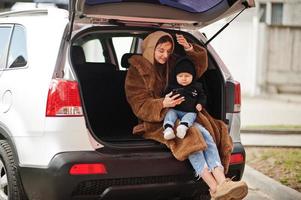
[
  {"xmin": 156, "ymin": 35, "xmax": 173, "ymax": 47},
  {"xmin": 154, "ymin": 35, "xmax": 174, "ymax": 94}
]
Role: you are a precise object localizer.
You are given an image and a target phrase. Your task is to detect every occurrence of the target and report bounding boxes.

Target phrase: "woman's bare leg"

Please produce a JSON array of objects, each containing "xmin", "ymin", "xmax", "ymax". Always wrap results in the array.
[
  {"xmin": 212, "ymin": 166, "xmax": 226, "ymax": 185},
  {"xmin": 201, "ymin": 168, "xmax": 218, "ymax": 193}
]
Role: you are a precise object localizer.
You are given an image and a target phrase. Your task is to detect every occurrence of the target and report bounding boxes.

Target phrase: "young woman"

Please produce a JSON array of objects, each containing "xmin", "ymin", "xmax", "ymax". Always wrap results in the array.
[{"xmin": 125, "ymin": 31, "xmax": 248, "ymax": 200}]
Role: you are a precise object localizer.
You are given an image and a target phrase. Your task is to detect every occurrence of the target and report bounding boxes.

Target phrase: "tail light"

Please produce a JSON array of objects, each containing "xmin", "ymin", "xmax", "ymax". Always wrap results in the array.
[
  {"xmin": 46, "ymin": 79, "xmax": 83, "ymax": 117},
  {"xmin": 226, "ymin": 80, "xmax": 241, "ymax": 113},
  {"xmin": 230, "ymin": 153, "xmax": 244, "ymax": 165},
  {"xmin": 233, "ymin": 82, "xmax": 241, "ymax": 113},
  {"xmin": 69, "ymin": 163, "xmax": 107, "ymax": 175}
]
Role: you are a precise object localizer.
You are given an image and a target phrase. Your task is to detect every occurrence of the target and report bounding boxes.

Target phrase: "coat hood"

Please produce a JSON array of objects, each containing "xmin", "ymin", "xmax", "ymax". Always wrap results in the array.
[{"xmin": 142, "ymin": 31, "xmax": 175, "ymax": 65}]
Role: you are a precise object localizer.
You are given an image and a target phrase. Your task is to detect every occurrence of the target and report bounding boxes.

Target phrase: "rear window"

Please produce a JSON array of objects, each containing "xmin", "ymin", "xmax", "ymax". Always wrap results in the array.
[
  {"xmin": 7, "ymin": 25, "xmax": 28, "ymax": 69},
  {"xmin": 85, "ymin": 0, "xmax": 223, "ymax": 13},
  {"xmin": 0, "ymin": 26, "xmax": 12, "ymax": 70}
]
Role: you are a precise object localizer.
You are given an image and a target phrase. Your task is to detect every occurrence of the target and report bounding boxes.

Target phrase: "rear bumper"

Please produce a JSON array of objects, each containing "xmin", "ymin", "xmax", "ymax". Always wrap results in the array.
[
  {"xmin": 19, "ymin": 151, "xmax": 207, "ymax": 200},
  {"xmin": 19, "ymin": 143, "xmax": 245, "ymax": 200}
]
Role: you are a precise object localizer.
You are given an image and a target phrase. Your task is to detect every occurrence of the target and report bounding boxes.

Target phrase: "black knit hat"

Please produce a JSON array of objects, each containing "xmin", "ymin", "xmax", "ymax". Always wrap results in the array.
[{"xmin": 174, "ymin": 57, "xmax": 196, "ymax": 78}]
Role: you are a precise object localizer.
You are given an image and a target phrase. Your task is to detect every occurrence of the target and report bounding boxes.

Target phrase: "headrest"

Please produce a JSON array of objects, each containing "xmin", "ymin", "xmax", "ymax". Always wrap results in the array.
[
  {"xmin": 71, "ymin": 46, "xmax": 86, "ymax": 65},
  {"xmin": 121, "ymin": 53, "xmax": 139, "ymax": 69}
]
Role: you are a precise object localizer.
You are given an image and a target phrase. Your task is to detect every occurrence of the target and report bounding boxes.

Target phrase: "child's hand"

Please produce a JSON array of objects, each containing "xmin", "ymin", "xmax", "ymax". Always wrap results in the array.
[
  {"xmin": 163, "ymin": 92, "xmax": 185, "ymax": 108},
  {"xmin": 196, "ymin": 104, "xmax": 203, "ymax": 111},
  {"xmin": 176, "ymin": 34, "xmax": 191, "ymax": 50}
]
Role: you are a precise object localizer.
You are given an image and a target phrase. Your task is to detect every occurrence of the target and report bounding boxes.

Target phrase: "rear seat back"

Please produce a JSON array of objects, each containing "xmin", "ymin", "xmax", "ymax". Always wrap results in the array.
[{"xmin": 74, "ymin": 60, "xmax": 138, "ymax": 140}]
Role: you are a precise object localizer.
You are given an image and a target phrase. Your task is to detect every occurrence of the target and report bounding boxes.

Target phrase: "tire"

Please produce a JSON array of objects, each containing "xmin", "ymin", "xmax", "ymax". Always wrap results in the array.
[{"xmin": 0, "ymin": 140, "xmax": 25, "ymax": 200}]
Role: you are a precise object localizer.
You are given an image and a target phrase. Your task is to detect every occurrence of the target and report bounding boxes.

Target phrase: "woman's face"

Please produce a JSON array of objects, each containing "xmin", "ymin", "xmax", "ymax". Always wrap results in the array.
[{"xmin": 154, "ymin": 41, "xmax": 173, "ymax": 64}]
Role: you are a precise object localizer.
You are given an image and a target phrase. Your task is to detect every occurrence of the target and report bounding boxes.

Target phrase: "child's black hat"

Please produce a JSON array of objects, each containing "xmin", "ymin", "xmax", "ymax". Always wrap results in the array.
[{"xmin": 174, "ymin": 57, "xmax": 196, "ymax": 78}]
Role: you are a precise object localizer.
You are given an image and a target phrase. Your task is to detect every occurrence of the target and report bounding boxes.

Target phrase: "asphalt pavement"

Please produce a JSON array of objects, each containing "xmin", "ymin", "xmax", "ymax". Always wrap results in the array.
[
  {"xmin": 241, "ymin": 93, "xmax": 301, "ymax": 147},
  {"xmin": 241, "ymin": 94, "xmax": 301, "ymax": 128},
  {"xmin": 239, "ymin": 94, "xmax": 301, "ymax": 199}
]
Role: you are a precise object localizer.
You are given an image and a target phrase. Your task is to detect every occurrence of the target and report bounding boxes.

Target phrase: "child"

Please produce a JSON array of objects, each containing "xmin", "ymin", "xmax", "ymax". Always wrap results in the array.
[{"xmin": 163, "ymin": 57, "xmax": 206, "ymax": 140}]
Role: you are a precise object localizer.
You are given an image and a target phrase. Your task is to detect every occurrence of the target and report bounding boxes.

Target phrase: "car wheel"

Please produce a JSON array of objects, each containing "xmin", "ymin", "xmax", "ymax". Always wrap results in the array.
[{"xmin": 0, "ymin": 140, "xmax": 25, "ymax": 200}]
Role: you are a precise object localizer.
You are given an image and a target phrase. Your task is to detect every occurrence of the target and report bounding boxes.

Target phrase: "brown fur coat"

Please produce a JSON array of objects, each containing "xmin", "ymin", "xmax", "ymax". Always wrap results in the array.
[{"xmin": 124, "ymin": 32, "xmax": 233, "ymax": 172}]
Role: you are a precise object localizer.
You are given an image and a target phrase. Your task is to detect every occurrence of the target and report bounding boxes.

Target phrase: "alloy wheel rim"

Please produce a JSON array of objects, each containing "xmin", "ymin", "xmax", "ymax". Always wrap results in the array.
[{"xmin": 0, "ymin": 160, "xmax": 8, "ymax": 200}]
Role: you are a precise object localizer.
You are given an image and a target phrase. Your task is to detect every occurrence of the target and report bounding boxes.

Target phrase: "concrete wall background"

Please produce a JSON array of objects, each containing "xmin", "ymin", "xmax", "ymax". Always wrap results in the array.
[
  {"xmin": 257, "ymin": 0, "xmax": 301, "ymax": 94},
  {"xmin": 265, "ymin": 26, "xmax": 301, "ymax": 93}
]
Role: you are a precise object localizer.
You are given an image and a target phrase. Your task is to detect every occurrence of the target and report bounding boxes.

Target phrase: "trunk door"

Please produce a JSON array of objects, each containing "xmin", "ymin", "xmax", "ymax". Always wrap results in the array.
[{"xmin": 69, "ymin": 0, "xmax": 255, "ymax": 28}]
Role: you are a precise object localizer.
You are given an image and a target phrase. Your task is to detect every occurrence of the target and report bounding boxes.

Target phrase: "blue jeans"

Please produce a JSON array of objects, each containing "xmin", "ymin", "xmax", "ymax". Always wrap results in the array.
[
  {"xmin": 188, "ymin": 123, "xmax": 223, "ymax": 177},
  {"xmin": 163, "ymin": 109, "xmax": 197, "ymax": 128}
]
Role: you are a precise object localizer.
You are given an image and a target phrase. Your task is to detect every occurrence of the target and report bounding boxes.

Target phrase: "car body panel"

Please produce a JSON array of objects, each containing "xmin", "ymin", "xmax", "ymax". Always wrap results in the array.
[{"xmin": 0, "ymin": 9, "xmax": 94, "ymax": 168}]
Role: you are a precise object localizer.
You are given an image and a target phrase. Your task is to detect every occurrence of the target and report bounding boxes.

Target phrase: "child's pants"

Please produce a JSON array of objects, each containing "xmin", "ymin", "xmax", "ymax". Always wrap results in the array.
[
  {"xmin": 188, "ymin": 123, "xmax": 224, "ymax": 177},
  {"xmin": 163, "ymin": 109, "xmax": 197, "ymax": 128}
]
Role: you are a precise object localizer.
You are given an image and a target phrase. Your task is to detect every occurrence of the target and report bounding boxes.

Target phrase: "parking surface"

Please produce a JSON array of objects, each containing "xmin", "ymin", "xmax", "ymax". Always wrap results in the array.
[{"xmin": 242, "ymin": 165, "xmax": 301, "ymax": 200}]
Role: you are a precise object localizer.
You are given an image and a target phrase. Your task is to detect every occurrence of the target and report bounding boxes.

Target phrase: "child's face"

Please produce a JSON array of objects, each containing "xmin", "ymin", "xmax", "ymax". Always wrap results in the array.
[{"xmin": 176, "ymin": 72, "xmax": 193, "ymax": 86}]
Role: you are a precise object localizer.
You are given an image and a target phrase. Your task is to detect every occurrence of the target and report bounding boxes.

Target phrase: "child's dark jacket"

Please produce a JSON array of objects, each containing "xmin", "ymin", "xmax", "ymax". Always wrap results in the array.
[{"xmin": 165, "ymin": 82, "xmax": 207, "ymax": 113}]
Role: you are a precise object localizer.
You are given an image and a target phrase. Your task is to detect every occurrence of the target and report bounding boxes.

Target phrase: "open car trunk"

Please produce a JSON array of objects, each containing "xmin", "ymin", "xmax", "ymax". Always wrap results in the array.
[
  {"xmin": 70, "ymin": 27, "xmax": 224, "ymax": 144},
  {"xmin": 68, "ymin": 0, "xmax": 255, "ymax": 145}
]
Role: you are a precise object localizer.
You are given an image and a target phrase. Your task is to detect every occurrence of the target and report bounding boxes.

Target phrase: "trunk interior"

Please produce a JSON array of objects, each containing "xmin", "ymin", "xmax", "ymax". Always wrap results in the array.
[{"xmin": 70, "ymin": 27, "xmax": 224, "ymax": 144}]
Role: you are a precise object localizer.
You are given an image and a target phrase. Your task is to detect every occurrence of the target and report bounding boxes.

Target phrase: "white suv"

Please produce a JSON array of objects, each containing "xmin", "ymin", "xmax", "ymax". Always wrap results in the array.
[{"xmin": 0, "ymin": 1, "xmax": 254, "ymax": 199}]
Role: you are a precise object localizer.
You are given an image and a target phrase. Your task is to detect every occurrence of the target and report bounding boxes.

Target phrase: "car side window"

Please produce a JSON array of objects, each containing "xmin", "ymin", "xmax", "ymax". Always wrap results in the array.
[
  {"xmin": 7, "ymin": 25, "xmax": 28, "ymax": 69},
  {"xmin": 112, "ymin": 37, "xmax": 135, "ymax": 70},
  {"xmin": 0, "ymin": 26, "xmax": 12, "ymax": 70},
  {"xmin": 82, "ymin": 39, "xmax": 105, "ymax": 63}
]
